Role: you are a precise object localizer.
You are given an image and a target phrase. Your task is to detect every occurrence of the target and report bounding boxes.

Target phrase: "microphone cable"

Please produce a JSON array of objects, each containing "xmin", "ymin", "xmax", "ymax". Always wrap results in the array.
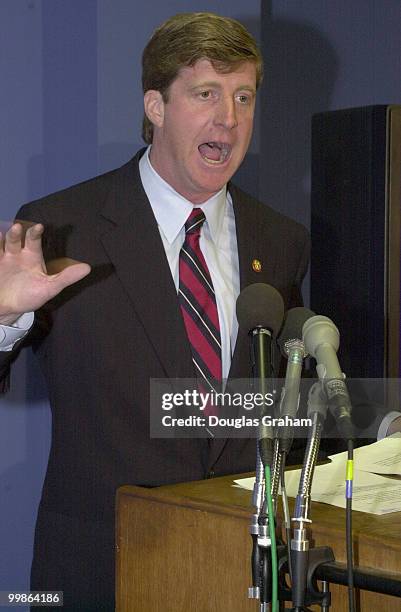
[
  {"xmin": 346, "ymin": 438, "xmax": 355, "ymax": 612},
  {"xmin": 280, "ymin": 459, "xmax": 293, "ymax": 584},
  {"xmin": 264, "ymin": 464, "xmax": 279, "ymax": 612}
]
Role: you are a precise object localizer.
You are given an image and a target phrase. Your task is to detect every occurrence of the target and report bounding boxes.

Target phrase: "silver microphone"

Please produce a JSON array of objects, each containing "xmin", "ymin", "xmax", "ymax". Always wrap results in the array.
[{"xmin": 303, "ymin": 315, "xmax": 353, "ymax": 440}]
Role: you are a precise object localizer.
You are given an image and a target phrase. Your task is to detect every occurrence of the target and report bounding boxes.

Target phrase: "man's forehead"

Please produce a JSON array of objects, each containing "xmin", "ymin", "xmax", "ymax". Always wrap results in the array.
[{"xmin": 175, "ymin": 58, "xmax": 257, "ymax": 86}]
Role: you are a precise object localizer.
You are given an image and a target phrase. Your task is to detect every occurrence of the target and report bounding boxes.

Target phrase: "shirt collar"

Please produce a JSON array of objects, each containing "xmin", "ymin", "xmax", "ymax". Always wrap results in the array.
[{"xmin": 139, "ymin": 146, "xmax": 227, "ymax": 245}]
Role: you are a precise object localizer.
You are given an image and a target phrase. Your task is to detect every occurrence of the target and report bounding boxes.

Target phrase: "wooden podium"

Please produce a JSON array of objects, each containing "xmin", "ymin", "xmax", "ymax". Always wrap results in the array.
[{"xmin": 116, "ymin": 473, "xmax": 401, "ymax": 611}]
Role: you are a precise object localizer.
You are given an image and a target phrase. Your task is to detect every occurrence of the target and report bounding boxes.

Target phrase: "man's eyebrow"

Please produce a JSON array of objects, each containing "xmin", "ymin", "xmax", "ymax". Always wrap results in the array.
[
  {"xmin": 190, "ymin": 81, "xmax": 256, "ymax": 94},
  {"xmin": 190, "ymin": 80, "xmax": 222, "ymax": 90},
  {"xmin": 235, "ymin": 85, "xmax": 256, "ymax": 94}
]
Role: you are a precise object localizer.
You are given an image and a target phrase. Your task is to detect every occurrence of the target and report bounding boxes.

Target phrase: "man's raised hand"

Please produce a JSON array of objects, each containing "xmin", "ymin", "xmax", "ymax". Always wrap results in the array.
[{"xmin": 0, "ymin": 222, "xmax": 91, "ymax": 325}]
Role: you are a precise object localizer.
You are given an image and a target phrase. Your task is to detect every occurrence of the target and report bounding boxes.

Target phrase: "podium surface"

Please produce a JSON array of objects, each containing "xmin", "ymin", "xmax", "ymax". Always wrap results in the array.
[{"xmin": 116, "ymin": 473, "xmax": 401, "ymax": 611}]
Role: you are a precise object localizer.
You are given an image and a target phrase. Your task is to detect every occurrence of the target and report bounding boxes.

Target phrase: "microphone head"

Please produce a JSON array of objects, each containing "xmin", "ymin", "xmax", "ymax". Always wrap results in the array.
[
  {"xmin": 236, "ymin": 283, "xmax": 284, "ymax": 338},
  {"xmin": 277, "ymin": 307, "xmax": 315, "ymax": 356},
  {"xmin": 302, "ymin": 314, "xmax": 340, "ymax": 357}
]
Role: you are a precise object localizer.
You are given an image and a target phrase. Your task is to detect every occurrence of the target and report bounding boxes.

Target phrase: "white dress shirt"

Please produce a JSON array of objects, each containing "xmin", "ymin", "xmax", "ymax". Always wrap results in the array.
[{"xmin": 0, "ymin": 312, "xmax": 34, "ymax": 351}]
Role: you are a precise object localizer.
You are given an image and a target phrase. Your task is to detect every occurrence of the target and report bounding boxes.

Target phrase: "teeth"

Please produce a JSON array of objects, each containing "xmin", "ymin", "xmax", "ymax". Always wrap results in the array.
[{"xmin": 220, "ymin": 146, "xmax": 229, "ymax": 162}]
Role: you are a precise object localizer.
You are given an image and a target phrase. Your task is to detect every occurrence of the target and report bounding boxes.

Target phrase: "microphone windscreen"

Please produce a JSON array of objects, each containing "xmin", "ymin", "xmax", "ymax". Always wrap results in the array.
[
  {"xmin": 236, "ymin": 283, "xmax": 284, "ymax": 337},
  {"xmin": 277, "ymin": 307, "xmax": 315, "ymax": 355},
  {"xmin": 302, "ymin": 315, "xmax": 340, "ymax": 357}
]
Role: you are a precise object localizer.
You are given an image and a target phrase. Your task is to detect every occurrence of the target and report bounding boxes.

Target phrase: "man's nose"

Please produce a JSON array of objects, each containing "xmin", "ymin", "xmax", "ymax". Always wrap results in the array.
[{"xmin": 214, "ymin": 96, "xmax": 238, "ymax": 129}]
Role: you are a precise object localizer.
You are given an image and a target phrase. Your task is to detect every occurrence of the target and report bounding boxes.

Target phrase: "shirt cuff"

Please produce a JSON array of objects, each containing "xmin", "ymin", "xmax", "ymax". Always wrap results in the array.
[
  {"xmin": 0, "ymin": 312, "xmax": 34, "ymax": 351},
  {"xmin": 377, "ymin": 411, "xmax": 401, "ymax": 440}
]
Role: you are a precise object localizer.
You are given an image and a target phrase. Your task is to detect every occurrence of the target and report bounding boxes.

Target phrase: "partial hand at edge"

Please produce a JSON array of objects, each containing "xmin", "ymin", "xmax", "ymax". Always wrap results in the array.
[
  {"xmin": 0, "ymin": 222, "xmax": 91, "ymax": 325},
  {"xmin": 387, "ymin": 415, "xmax": 401, "ymax": 437}
]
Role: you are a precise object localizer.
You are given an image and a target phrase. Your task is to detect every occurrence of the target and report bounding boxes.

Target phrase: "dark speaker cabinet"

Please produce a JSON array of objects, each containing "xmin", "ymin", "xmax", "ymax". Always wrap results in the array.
[{"xmin": 311, "ymin": 105, "xmax": 401, "ymax": 378}]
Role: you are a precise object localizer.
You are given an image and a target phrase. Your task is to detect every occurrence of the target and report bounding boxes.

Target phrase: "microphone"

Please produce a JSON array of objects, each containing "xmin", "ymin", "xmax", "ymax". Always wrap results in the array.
[
  {"xmin": 236, "ymin": 283, "xmax": 285, "ymax": 467},
  {"xmin": 236, "ymin": 282, "xmax": 285, "ymax": 341},
  {"xmin": 303, "ymin": 315, "xmax": 353, "ymax": 440},
  {"xmin": 277, "ymin": 307, "xmax": 315, "ymax": 454},
  {"xmin": 237, "ymin": 283, "xmax": 285, "ymax": 607}
]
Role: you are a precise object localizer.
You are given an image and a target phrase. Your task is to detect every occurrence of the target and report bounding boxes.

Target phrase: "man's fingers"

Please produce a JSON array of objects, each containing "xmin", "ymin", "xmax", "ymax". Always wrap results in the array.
[
  {"xmin": 4, "ymin": 223, "xmax": 24, "ymax": 254},
  {"xmin": 50, "ymin": 262, "xmax": 91, "ymax": 293},
  {"xmin": 24, "ymin": 223, "xmax": 45, "ymax": 252}
]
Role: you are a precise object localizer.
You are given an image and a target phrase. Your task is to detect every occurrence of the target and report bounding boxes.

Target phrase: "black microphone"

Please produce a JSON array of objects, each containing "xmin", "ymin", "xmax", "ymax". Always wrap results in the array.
[
  {"xmin": 237, "ymin": 284, "xmax": 285, "ymax": 607},
  {"xmin": 303, "ymin": 315, "xmax": 354, "ymax": 440},
  {"xmin": 236, "ymin": 283, "xmax": 285, "ymax": 466},
  {"xmin": 236, "ymin": 283, "xmax": 285, "ymax": 341},
  {"xmin": 277, "ymin": 307, "xmax": 315, "ymax": 454}
]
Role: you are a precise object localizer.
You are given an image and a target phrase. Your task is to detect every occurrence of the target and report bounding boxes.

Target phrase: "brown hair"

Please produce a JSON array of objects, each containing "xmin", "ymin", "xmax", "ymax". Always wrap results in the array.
[{"xmin": 141, "ymin": 12, "xmax": 263, "ymax": 143}]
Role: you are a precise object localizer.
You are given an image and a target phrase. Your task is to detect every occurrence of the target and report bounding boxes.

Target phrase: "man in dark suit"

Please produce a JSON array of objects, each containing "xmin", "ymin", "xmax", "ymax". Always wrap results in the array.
[{"xmin": 0, "ymin": 13, "xmax": 309, "ymax": 611}]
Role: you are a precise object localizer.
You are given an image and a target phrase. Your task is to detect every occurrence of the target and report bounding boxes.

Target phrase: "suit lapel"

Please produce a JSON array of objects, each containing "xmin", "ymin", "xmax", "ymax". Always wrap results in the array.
[
  {"xmin": 207, "ymin": 184, "xmax": 280, "ymax": 470},
  {"xmin": 98, "ymin": 152, "xmax": 194, "ymax": 381},
  {"xmin": 228, "ymin": 183, "xmax": 280, "ymax": 381}
]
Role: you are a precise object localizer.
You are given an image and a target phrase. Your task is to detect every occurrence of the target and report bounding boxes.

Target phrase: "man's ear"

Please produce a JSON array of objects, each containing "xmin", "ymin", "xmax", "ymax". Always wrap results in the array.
[{"xmin": 143, "ymin": 90, "xmax": 165, "ymax": 128}]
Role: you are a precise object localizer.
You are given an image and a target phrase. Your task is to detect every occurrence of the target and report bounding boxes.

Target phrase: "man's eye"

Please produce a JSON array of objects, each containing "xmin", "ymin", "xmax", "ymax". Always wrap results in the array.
[
  {"xmin": 237, "ymin": 94, "xmax": 250, "ymax": 104},
  {"xmin": 199, "ymin": 90, "xmax": 211, "ymax": 99}
]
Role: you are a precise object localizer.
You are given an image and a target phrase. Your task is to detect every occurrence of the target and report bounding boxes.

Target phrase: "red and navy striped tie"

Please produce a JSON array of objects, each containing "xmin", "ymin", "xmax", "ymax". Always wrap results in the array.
[{"xmin": 179, "ymin": 208, "xmax": 222, "ymax": 398}]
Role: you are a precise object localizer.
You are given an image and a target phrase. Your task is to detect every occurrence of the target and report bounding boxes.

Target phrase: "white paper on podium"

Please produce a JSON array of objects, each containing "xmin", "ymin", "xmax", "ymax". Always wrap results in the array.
[
  {"xmin": 331, "ymin": 434, "xmax": 401, "ymax": 476},
  {"xmin": 233, "ymin": 436, "xmax": 401, "ymax": 515}
]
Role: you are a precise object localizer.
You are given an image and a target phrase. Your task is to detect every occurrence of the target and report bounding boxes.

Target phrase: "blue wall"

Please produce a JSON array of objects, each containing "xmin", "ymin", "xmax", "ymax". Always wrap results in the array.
[
  {"xmin": 0, "ymin": 0, "xmax": 260, "ymax": 603},
  {"xmin": 260, "ymin": 0, "xmax": 401, "ymax": 227}
]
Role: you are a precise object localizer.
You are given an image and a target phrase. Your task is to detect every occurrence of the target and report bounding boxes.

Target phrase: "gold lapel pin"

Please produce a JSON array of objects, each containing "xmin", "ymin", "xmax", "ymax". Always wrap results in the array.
[{"xmin": 252, "ymin": 259, "xmax": 262, "ymax": 273}]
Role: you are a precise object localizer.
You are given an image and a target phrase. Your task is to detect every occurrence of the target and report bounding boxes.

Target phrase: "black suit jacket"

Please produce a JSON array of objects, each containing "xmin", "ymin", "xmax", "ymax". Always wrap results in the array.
[{"xmin": 0, "ymin": 149, "xmax": 309, "ymax": 609}]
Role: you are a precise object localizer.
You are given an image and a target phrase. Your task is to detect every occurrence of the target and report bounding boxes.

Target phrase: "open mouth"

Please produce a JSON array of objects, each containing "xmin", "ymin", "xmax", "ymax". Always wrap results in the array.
[{"xmin": 198, "ymin": 142, "xmax": 232, "ymax": 164}]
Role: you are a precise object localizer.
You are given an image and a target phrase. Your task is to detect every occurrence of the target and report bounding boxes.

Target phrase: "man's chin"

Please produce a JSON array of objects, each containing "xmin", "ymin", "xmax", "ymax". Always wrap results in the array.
[
  {"xmin": 197, "ymin": 160, "xmax": 239, "ymax": 187},
  {"xmin": 181, "ymin": 180, "xmax": 226, "ymax": 203}
]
